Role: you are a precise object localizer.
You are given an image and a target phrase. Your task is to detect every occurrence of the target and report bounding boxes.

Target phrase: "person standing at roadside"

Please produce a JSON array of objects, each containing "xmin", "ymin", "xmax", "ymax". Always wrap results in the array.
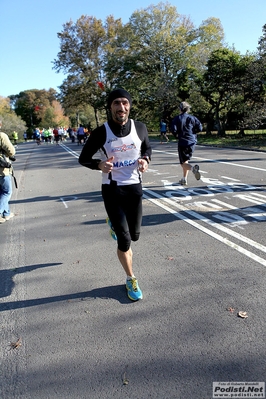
[
  {"xmin": 171, "ymin": 101, "xmax": 202, "ymax": 185},
  {"xmin": 0, "ymin": 121, "xmax": 16, "ymax": 223},
  {"xmin": 79, "ymin": 88, "xmax": 151, "ymax": 301}
]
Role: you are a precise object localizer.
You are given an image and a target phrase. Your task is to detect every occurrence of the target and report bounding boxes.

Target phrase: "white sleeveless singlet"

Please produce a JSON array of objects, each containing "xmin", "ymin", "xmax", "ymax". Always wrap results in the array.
[{"xmin": 101, "ymin": 120, "xmax": 142, "ymax": 186}]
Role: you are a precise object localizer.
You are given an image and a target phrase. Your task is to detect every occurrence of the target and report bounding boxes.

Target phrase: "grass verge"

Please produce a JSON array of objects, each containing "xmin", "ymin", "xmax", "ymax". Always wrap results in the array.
[{"xmin": 149, "ymin": 131, "xmax": 266, "ymax": 151}]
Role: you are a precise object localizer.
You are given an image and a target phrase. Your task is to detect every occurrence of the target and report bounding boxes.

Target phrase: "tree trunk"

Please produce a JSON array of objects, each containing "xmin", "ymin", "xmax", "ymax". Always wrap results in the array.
[
  {"xmin": 215, "ymin": 107, "xmax": 225, "ymax": 136},
  {"xmin": 205, "ymin": 121, "xmax": 213, "ymax": 136},
  {"xmin": 94, "ymin": 108, "xmax": 100, "ymax": 128}
]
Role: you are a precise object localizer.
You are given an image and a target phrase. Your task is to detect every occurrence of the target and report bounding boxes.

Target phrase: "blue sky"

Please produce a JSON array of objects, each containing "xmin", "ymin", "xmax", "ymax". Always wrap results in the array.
[{"xmin": 1, "ymin": 0, "xmax": 265, "ymax": 98}]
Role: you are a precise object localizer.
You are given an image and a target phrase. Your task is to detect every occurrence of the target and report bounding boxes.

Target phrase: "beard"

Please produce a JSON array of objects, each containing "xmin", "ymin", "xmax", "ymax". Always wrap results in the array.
[{"xmin": 112, "ymin": 110, "xmax": 129, "ymax": 124}]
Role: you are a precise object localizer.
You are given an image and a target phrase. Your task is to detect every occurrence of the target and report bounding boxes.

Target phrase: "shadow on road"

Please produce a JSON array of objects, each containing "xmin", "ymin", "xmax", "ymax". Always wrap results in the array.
[
  {"xmin": 0, "ymin": 275, "xmax": 130, "ymax": 311},
  {"xmin": 0, "ymin": 262, "xmax": 62, "ymax": 299}
]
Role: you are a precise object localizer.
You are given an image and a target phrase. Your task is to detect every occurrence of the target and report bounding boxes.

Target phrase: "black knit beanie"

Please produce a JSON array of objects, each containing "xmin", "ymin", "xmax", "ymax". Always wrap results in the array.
[{"xmin": 107, "ymin": 88, "xmax": 132, "ymax": 109}]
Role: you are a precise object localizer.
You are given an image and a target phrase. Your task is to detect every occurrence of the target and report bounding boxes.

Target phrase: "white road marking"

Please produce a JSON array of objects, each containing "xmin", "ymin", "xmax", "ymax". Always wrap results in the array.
[
  {"xmin": 60, "ymin": 143, "xmax": 79, "ymax": 158},
  {"xmin": 61, "ymin": 143, "xmax": 266, "ymax": 265},
  {"xmin": 60, "ymin": 196, "xmax": 78, "ymax": 208},
  {"xmin": 143, "ymin": 188, "xmax": 266, "ymax": 267},
  {"xmin": 153, "ymin": 149, "xmax": 266, "ymax": 171},
  {"xmin": 221, "ymin": 176, "xmax": 240, "ymax": 181}
]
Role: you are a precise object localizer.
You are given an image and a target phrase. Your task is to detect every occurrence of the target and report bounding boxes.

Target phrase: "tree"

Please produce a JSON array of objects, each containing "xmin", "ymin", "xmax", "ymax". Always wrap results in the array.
[
  {"xmin": 104, "ymin": 4, "xmax": 224, "ymax": 127},
  {"xmin": 197, "ymin": 48, "xmax": 254, "ymax": 135},
  {"xmin": 253, "ymin": 24, "xmax": 266, "ymax": 127},
  {"xmin": 0, "ymin": 97, "xmax": 27, "ymax": 137},
  {"xmin": 197, "ymin": 44, "xmax": 266, "ymax": 134},
  {"xmin": 53, "ymin": 15, "xmax": 124, "ymax": 126},
  {"xmin": 41, "ymin": 100, "xmax": 70, "ymax": 128},
  {"xmin": 12, "ymin": 89, "xmax": 58, "ymax": 128},
  {"xmin": 257, "ymin": 24, "xmax": 266, "ymax": 55},
  {"xmin": 0, "ymin": 96, "xmax": 11, "ymax": 114},
  {"xmin": 53, "ymin": 3, "xmax": 225, "ymax": 129},
  {"xmin": 237, "ymin": 56, "xmax": 266, "ymax": 130}
]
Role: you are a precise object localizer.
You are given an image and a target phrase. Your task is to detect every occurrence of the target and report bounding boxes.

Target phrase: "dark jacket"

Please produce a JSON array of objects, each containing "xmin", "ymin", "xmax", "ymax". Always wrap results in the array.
[{"xmin": 172, "ymin": 113, "xmax": 202, "ymax": 146}]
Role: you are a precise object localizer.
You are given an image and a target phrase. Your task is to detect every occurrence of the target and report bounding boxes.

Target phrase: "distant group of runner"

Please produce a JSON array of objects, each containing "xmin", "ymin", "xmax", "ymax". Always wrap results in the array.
[{"xmin": 32, "ymin": 126, "xmax": 91, "ymax": 145}]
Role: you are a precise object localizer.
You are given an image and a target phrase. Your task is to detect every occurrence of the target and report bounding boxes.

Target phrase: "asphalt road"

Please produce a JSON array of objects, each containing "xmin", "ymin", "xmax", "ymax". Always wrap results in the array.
[{"xmin": 1, "ymin": 139, "xmax": 266, "ymax": 399}]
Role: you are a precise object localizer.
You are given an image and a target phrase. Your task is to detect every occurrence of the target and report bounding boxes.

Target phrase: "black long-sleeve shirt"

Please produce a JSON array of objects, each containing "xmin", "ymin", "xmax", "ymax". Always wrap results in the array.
[{"xmin": 79, "ymin": 119, "xmax": 152, "ymax": 170}]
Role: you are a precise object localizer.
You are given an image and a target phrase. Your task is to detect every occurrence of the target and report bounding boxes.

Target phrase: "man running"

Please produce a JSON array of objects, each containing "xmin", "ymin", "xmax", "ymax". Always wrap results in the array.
[
  {"xmin": 79, "ymin": 88, "xmax": 152, "ymax": 301},
  {"xmin": 171, "ymin": 101, "xmax": 202, "ymax": 185}
]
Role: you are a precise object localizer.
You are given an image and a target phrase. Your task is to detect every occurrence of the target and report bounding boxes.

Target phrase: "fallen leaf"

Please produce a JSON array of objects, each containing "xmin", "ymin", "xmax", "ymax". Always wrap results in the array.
[
  {"xmin": 9, "ymin": 338, "xmax": 22, "ymax": 350},
  {"xmin": 238, "ymin": 311, "xmax": 248, "ymax": 319},
  {"xmin": 123, "ymin": 372, "xmax": 129, "ymax": 385}
]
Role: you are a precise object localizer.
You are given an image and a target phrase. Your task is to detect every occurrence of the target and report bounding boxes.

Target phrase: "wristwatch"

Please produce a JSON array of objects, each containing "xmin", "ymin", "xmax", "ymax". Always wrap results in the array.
[{"xmin": 142, "ymin": 156, "xmax": 150, "ymax": 164}]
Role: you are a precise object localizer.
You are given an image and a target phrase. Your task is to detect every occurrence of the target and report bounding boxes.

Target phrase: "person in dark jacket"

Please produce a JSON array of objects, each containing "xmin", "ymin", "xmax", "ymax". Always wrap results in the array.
[
  {"xmin": 171, "ymin": 101, "xmax": 202, "ymax": 185},
  {"xmin": 79, "ymin": 89, "xmax": 152, "ymax": 301}
]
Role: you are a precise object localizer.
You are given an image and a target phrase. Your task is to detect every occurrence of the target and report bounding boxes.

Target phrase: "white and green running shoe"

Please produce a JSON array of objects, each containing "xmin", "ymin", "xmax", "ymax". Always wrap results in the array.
[
  {"xmin": 126, "ymin": 277, "xmax": 143, "ymax": 301},
  {"xmin": 106, "ymin": 217, "xmax": 117, "ymax": 241}
]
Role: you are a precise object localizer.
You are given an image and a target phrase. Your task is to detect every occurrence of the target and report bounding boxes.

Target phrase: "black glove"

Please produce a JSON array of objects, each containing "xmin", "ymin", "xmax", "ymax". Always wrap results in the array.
[{"xmin": 0, "ymin": 154, "xmax": 12, "ymax": 168}]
